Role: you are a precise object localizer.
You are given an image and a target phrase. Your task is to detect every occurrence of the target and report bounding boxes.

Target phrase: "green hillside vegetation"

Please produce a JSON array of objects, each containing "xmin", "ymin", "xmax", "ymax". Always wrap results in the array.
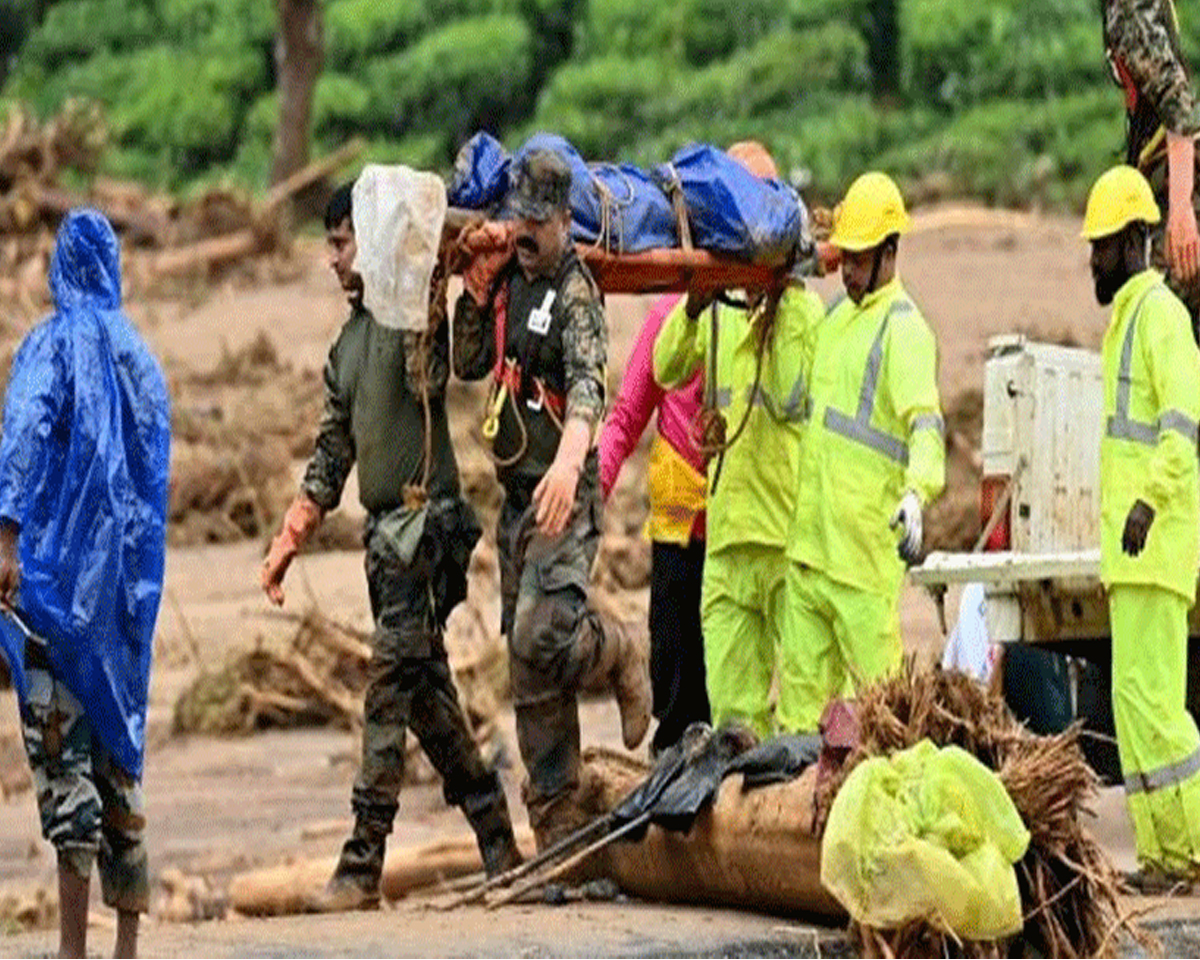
[{"xmin": 2, "ymin": 0, "xmax": 1195, "ymax": 209}]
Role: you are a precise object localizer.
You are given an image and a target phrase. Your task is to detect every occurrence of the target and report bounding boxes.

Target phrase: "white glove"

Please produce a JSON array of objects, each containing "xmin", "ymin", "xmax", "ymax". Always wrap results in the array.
[{"xmin": 889, "ymin": 490, "xmax": 923, "ymax": 565}]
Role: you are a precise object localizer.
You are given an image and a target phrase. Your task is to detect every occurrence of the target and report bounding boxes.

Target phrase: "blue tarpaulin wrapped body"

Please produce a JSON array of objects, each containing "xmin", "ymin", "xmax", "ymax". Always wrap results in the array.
[
  {"xmin": 447, "ymin": 131, "xmax": 510, "ymax": 211},
  {"xmin": 448, "ymin": 132, "xmax": 807, "ymax": 262},
  {"xmin": 509, "ymin": 133, "xmax": 678, "ymax": 252},
  {"xmin": 0, "ymin": 209, "xmax": 171, "ymax": 779},
  {"xmin": 652, "ymin": 142, "xmax": 807, "ymax": 262}
]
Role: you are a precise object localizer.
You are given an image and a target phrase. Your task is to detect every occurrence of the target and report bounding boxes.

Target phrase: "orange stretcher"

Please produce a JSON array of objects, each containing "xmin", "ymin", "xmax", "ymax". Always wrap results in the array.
[{"xmin": 443, "ymin": 207, "xmax": 837, "ymax": 295}]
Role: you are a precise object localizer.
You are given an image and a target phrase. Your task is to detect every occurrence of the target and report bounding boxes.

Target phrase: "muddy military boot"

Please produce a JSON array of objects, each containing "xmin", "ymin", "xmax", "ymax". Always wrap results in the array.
[
  {"xmin": 523, "ymin": 769, "xmax": 608, "ymax": 883},
  {"xmin": 306, "ymin": 818, "xmax": 389, "ymax": 912},
  {"xmin": 461, "ymin": 778, "xmax": 524, "ymax": 879},
  {"xmin": 584, "ymin": 613, "xmax": 651, "ymax": 750}
]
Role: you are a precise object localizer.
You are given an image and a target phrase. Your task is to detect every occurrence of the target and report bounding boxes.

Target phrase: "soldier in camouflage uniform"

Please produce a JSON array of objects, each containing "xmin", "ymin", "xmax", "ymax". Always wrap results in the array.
[
  {"xmin": 1104, "ymin": 0, "xmax": 1200, "ymax": 333},
  {"xmin": 0, "ymin": 209, "xmax": 170, "ymax": 959},
  {"xmin": 261, "ymin": 184, "xmax": 521, "ymax": 912},
  {"xmin": 453, "ymin": 150, "xmax": 651, "ymax": 851}
]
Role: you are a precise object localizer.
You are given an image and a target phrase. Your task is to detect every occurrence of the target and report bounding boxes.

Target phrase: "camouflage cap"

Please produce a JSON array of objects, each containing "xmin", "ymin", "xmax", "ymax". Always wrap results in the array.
[{"xmin": 511, "ymin": 149, "xmax": 571, "ymax": 221}]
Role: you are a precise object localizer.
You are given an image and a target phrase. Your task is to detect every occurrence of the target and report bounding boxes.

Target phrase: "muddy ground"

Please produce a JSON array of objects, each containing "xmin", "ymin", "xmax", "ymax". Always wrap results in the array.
[{"xmin": 1, "ymin": 206, "xmax": 1195, "ymax": 956}]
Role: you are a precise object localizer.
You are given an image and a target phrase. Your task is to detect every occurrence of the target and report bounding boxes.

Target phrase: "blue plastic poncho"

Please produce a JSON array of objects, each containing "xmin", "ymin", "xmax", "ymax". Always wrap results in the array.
[{"xmin": 0, "ymin": 209, "xmax": 170, "ymax": 779}]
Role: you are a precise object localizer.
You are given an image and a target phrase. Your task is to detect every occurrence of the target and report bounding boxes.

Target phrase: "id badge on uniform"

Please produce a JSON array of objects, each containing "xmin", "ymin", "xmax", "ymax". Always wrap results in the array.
[{"xmin": 527, "ymin": 290, "xmax": 556, "ymax": 336}]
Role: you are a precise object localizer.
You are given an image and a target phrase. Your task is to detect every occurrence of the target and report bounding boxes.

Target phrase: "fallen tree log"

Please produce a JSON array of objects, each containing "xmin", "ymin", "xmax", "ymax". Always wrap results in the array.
[
  {"xmin": 29, "ymin": 183, "xmax": 168, "ymax": 244},
  {"xmin": 229, "ymin": 746, "xmax": 842, "ymax": 920},
  {"xmin": 148, "ymin": 229, "xmax": 259, "ymax": 277},
  {"xmin": 229, "ymin": 830, "xmax": 537, "ymax": 916},
  {"xmin": 592, "ymin": 763, "xmax": 844, "ymax": 919},
  {"xmin": 263, "ymin": 138, "xmax": 364, "ymax": 215}
]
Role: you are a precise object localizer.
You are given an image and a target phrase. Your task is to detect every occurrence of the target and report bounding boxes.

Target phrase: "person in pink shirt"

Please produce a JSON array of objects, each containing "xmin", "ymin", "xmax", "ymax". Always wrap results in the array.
[{"xmin": 600, "ymin": 293, "xmax": 710, "ymax": 754}]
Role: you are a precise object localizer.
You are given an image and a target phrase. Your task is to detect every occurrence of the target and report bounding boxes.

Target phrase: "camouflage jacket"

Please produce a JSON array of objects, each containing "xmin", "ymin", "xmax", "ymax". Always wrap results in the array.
[
  {"xmin": 302, "ymin": 303, "xmax": 457, "ymax": 514},
  {"xmin": 1104, "ymin": 0, "xmax": 1200, "ymax": 170},
  {"xmin": 452, "ymin": 247, "xmax": 607, "ymax": 484}
]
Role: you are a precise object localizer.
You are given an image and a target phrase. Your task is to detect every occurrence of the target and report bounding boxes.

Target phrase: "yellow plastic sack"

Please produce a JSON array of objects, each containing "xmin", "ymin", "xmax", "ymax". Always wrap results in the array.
[{"xmin": 820, "ymin": 740, "xmax": 1030, "ymax": 940}]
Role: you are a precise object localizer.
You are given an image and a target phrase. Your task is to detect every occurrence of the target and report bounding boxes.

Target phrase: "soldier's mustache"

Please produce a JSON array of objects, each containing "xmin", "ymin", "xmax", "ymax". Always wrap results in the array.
[{"xmin": 515, "ymin": 236, "xmax": 539, "ymax": 253}]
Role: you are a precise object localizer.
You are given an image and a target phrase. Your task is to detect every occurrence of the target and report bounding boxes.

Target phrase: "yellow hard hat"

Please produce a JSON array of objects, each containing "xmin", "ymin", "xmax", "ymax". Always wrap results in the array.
[
  {"xmin": 1080, "ymin": 165, "xmax": 1160, "ymax": 240},
  {"xmin": 829, "ymin": 172, "xmax": 911, "ymax": 251}
]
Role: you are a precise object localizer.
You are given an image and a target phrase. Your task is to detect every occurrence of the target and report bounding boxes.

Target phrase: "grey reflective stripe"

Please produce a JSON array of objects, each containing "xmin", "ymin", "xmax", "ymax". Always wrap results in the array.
[
  {"xmin": 823, "ymin": 408, "xmax": 910, "ymax": 464},
  {"xmin": 1124, "ymin": 746, "xmax": 1200, "ymax": 796},
  {"xmin": 1106, "ymin": 284, "xmax": 1175, "ymax": 447},
  {"xmin": 1106, "ymin": 415, "xmax": 1157, "ymax": 444},
  {"xmin": 715, "ymin": 387, "xmax": 732, "ymax": 409},
  {"xmin": 1160, "ymin": 409, "xmax": 1200, "ymax": 444},
  {"xmin": 780, "ymin": 372, "xmax": 810, "ymax": 422},
  {"xmin": 821, "ymin": 299, "xmax": 915, "ymax": 464},
  {"xmin": 911, "ymin": 413, "xmax": 945, "ymax": 438}
]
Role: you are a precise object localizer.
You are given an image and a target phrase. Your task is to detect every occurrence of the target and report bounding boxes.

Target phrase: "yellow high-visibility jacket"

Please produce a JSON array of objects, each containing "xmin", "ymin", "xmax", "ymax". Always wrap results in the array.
[
  {"xmin": 789, "ymin": 277, "xmax": 945, "ymax": 598},
  {"xmin": 653, "ymin": 287, "xmax": 824, "ymax": 556},
  {"xmin": 1101, "ymin": 269, "xmax": 1200, "ymax": 602}
]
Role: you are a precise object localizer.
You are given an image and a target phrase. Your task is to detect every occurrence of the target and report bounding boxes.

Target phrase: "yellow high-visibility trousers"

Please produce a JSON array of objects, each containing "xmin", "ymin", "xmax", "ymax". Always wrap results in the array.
[
  {"xmin": 778, "ymin": 561, "xmax": 901, "ymax": 734},
  {"xmin": 1111, "ymin": 584, "xmax": 1200, "ymax": 875},
  {"xmin": 701, "ymin": 543, "xmax": 787, "ymax": 739}
]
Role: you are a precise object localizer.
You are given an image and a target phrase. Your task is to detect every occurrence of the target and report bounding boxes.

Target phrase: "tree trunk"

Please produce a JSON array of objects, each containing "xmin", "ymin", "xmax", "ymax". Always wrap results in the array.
[
  {"xmin": 864, "ymin": 0, "xmax": 900, "ymax": 99},
  {"xmin": 270, "ymin": 0, "xmax": 323, "ymax": 187}
]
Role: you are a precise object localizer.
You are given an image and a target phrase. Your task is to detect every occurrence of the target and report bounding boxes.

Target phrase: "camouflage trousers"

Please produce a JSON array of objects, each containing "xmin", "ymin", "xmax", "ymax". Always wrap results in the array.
[
  {"xmin": 19, "ymin": 655, "xmax": 148, "ymax": 913},
  {"xmin": 498, "ymin": 461, "xmax": 609, "ymax": 806},
  {"xmin": 335, "ymin": 508, "xmax": 508, "ymax": 887}
]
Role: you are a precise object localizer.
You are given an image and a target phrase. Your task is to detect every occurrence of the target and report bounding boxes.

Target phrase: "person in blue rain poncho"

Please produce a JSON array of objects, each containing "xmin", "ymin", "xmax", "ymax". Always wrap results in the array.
[{"xmin": 0, "ymin": 209, "xmax": 170, "ymax": 959}]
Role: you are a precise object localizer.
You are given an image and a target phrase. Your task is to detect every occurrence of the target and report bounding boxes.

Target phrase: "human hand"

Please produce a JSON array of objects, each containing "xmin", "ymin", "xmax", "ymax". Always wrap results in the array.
[
  {"xmin": 889, "ymin": 490, "xmax": 924, "ymax": 565},
  {"xmin": 461, "ymin": 221, "xmax": 516, "ymax": 306},
  {"xmin": 0, "ymin": 524, "xmax": 19, "ymax": 608},
  {"xmin": 533, "ymin": 460, "xmax": 581, "ymax": 537},
  {"xmin": 1167, "ymin": 203, "xmax": 1200, "ymax": 284},
  {"xmin": 817, "ymin": 242, "xmax": 842, "ymax": 276},
  {"xmin": 260, "ymin": 495, "xmax": 323, "ymax": 606},
  {"xmin": 1121, "ymin": 499, "xmax": 1155, "ymax": 557}
]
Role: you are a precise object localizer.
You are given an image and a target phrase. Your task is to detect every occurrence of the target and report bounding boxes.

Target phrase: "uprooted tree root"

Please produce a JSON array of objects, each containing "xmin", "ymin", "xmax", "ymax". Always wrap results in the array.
[
  {"xmin": 171, "ymin": 607, "xmax": 508, "ymax": 782},
  {"xmin": 171, "ymin": 610, "xmax": 371, "ymax": 735},
  {"xmin": 814, "ymin": 660, "xmax": 1155, "ymax": 959}
]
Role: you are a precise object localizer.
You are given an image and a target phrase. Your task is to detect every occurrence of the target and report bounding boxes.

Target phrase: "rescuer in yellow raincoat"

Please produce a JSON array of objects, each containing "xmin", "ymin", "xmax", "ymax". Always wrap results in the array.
[
  {"xmin": 653, "ymin": 142, "xmax": 825, "ymax": 738},
  {"xmin": 780, "ymin": 172, "xmax": 945, "ymax": 734},
  {"xmin": 1083, "ymin": 164, "xmax": 1200, "ymax": 887}
]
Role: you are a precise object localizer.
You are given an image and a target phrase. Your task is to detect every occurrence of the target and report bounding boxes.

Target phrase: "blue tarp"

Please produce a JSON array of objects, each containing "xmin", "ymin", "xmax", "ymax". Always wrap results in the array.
[
  {"xmin": 0, "ymin": 209, "xmax": 171, "ymax": 779},
  {"xmin": 652, "ymin": 142, "xmax": 807, "ymax": 262},
  {"xmin": 447, "ymin": 131, "xmax": 509, "ymax": 210},
  {"xmin": 509, "ymin": 134, "xmax": 678, "ymax": 252},
  {"xmin": 447, "ymin": 132, "xmax": 806, "ymax": 261}
]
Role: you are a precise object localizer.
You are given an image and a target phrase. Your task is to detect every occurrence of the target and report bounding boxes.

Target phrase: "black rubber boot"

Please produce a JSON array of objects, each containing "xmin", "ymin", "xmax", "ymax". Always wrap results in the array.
[{"xmin": 307, "ymin": 803, "xmax": 395, "ymax": 912}]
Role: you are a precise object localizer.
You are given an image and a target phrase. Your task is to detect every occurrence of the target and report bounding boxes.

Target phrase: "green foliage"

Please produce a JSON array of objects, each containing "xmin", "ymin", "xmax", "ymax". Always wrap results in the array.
[
  {"xmin": 10, "ymin": 0, "xmax": 155, "ymax": 77},
  {"xmin": 158, "ymin": 0, "xmax": 274, "ymax": 46},
  {"xmin": 535, "ymin": 24, "xmax": 869, "ymax": 160},
  {"xmin": 366, "ymin": 15, "xmax": 533, "ymax": 155},
  {"xmin": 902, "ymin": 0, "xmax": 1105, "ymax": 108},
  {"xmin": 531, "ymin": 56, "xmax": 673, "ymax": 158},
  {"xmin": 881, "ymin": 90, "xmax": 1121, "ymax": 208},
  {"xmin": 576, "ymin": 0, "xmax": 784, "ymax": 65},
  {"xmin": 325, "ymin": 0, "xmax": 430, "ymax": 66},
  {"xmin": 0, "ymin": 0, "xmax": 1157, "ymax": 208},
  {"xmin": 361, "ymin": 131, "xmax": 447, "ymax": 171},
  {"xmin": 673, "ymin": 0, "xmax": 791, "ymax": 66},
  {"xmin": 312, "ymin": 72, "xmax": 372, "ymax": 145}
]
